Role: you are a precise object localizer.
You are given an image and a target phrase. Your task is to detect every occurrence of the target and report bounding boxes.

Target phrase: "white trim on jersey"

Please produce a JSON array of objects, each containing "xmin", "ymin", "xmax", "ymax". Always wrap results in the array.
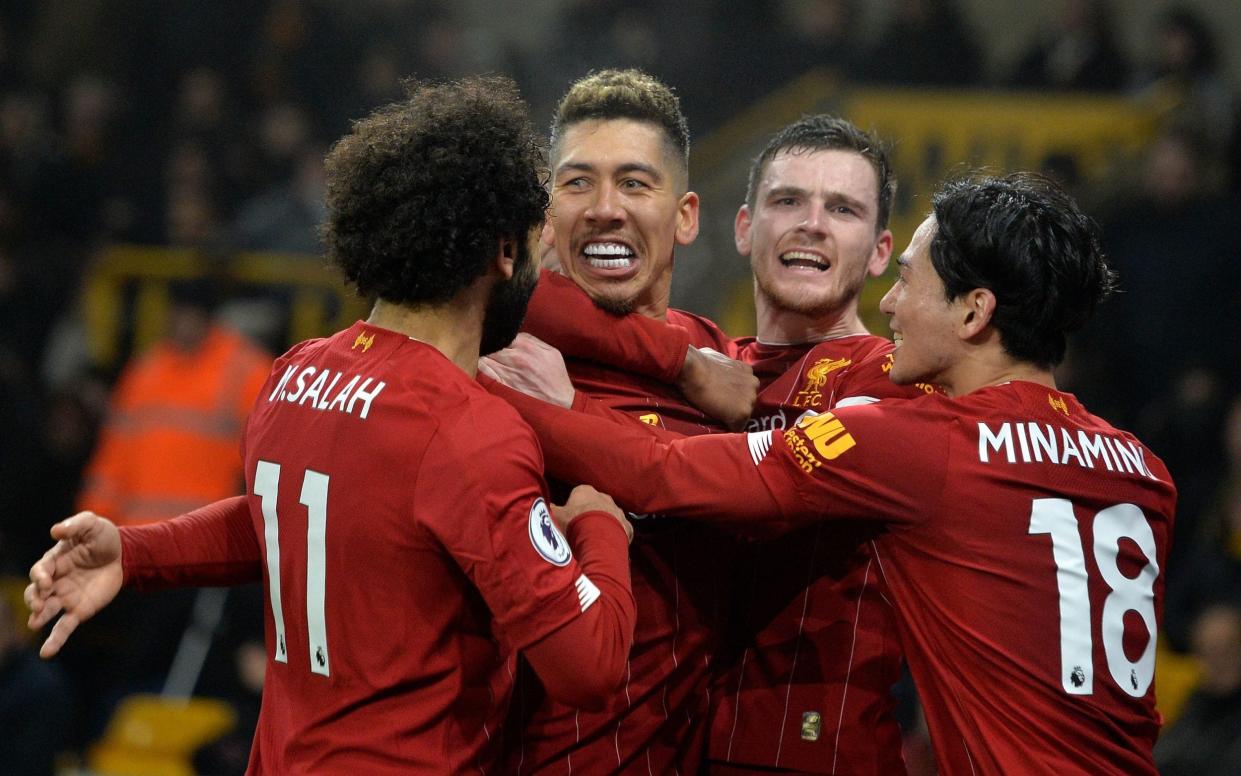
[
  {"xmin": 747, "ymin": 430, "xmax": 774, "ymax": 466},
  {"xmin": 834, "ymin": 395, "xmax": 880, "ymax": 408},
  {"xmin": 575, "ymin": 574, "xmax": 601, "ymax": 612}
]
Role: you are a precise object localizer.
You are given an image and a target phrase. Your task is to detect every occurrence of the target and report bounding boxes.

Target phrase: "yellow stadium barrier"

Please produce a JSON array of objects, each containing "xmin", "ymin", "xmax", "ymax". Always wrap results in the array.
[{"xmin": 87, "ymin": 694, "xmax": 237, "ymax": 776}]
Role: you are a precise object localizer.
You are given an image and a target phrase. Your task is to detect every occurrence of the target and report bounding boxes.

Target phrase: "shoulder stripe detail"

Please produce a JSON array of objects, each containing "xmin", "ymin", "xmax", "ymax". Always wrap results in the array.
[
  {"xmin": 834, "ymin": 395, "xmax": 880, "ymax": 408},
  {"xmin": 747, "ymin": 430, "xmax": 774, "ymax": 466},
  {"xmin": 575, "ymin": 574, "xmax": 601, "ymax": 612}
]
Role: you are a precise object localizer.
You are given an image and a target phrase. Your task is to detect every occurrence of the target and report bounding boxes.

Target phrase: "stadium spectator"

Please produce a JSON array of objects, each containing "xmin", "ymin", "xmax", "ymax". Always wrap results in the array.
[
  {"xmin": 0, "ymin": 592, "xmax": 73, "ymax": 776},
  {"xmin": 77, "ymin": 277, "xmax": 270, "ymax": 528},
  {"xmin": 26, "ymin": 75, "xmax": 637, "ymax": 774},
  {"xmin": 1010, "ymin": 0, "xmax": 1129, "ymax": 91},
  {"xmin": 1133, "ymin": 7, "xmax": 1237, "ymax": 162},
  {"xmin": 492, "ymin": 172, "xmax": 1176, "ymax": 774},
  {"xmin": 1155, "ymin": 603, "xmax": 1241, "ymax": 775},
  {"xmin": 856, "ymin": 0, "xmax": 984, "ymax": 86}
]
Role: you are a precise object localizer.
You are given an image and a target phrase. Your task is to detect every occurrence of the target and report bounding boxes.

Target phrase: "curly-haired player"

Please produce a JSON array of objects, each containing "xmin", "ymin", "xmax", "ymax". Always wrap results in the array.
[{"xmin": 26, "ymin": 76, "xmax": 637, "ymax": 774}]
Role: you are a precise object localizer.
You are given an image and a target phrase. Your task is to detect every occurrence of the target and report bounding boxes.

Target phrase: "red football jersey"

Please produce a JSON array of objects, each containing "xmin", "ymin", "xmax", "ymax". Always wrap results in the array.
[
  {"xmin": 511, "ymin": 381, "xmax": 1177, "ymax": 775},
  {"xmin": 506, "ymin": 309, "xmax": 737, "ymax": 775},
  {"xmin": 214, "ymin": 322, "xmax": 608, "ymax": 774},
  {"xmin": 521, "ymin": 268, "xmax": 923, "ymax": 773},
  {"xmin": 708, "ymin": 336, "xmax": 926, "ymax": 775}
]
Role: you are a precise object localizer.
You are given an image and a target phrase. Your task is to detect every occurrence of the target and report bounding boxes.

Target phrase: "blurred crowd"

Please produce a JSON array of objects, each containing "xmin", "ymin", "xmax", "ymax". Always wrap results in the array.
[{"xmin": 1, "ymin": 1, "xmax": 1240, "ymax": 774}]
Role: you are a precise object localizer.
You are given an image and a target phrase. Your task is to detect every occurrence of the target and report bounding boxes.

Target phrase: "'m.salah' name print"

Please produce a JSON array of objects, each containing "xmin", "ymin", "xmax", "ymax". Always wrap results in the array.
[{"xmin": 267, "ymin": 364, "xmax": 386, "ymax": 419}]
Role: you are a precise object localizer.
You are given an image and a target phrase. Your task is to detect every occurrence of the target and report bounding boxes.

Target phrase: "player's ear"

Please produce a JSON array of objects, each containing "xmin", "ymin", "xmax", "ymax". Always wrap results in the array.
[
  {"xmin": 735, "ymin": 204, "xmax": 753, "ymax": 257},
  {"xmin": 867, "ymin": 229, "xmax": 893, "ymax": 278},
  {"xmin": 675, "ymin": 191, "xmax": 700, "ymax": 246},
  {"xmin": 958, "ymin": 288, "xmax": 996, "ymax": 339},
  {"xmin": 495, "ymin": 236, "xmax": 517, "ymax": 280}
]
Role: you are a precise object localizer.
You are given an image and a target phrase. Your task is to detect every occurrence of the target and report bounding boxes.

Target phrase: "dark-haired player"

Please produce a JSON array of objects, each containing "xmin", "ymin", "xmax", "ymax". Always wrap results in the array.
[
  {"xmin": 493, "ymin": 173, "xmax": 1177, "ymax": 774},
  {"xmin": 498, "ymin": 115, "xmax": 924, "ymax": 774},
  {"xmin": 25, "ymin": 76, "xmax": 636, "ymax": 774},
  {"xmin": 487, "ymin": 68, "xmax": 750, "ymax": 775}
]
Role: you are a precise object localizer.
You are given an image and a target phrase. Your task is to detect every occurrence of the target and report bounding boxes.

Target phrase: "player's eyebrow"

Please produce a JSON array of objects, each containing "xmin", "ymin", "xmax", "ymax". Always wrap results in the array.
[
  {"xmin": 615, "ymin": 161, "xmax": 664, "ymax": 182},
  {"xmin": 765, "ymin": 185, "xmax": 808, "ymax": 200},
  {"xmin": 555, "ymin": 161, "xmax": 664, "ymax": 183}
]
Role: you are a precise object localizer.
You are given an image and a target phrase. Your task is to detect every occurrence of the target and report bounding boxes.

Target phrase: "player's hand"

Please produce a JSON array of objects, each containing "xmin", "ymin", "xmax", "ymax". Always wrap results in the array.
[
  {"xmin": 479, "ymin": 333, "xmax": 576, "ymax": 408},
  {"xmin": 677, "ymin": 346, "xmax": 758, "ymax": 431},
  {"xmin": 554, "ymin": 485, "xmax": 633, "ymax": 544},
  {"xmin": 25, "ymin": 511, "xmax": 124, "ymax": 659}
]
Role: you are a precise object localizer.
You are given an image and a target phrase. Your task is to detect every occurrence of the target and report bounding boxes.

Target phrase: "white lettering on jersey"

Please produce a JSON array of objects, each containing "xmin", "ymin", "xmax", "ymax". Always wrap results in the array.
[
  {"xmin": 271, "ymin": 365, "xmax": 386, "ymax": 420},
  {"xmin": 977, "ymin": 422, "xmax": 1157, "ymax": 479}
]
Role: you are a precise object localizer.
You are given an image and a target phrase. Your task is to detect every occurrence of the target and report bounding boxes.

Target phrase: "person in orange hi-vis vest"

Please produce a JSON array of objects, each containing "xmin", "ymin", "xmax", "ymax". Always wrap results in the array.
[{"xmin": 78, "ymin": 277, "xmax": 272, "ymax": 527}]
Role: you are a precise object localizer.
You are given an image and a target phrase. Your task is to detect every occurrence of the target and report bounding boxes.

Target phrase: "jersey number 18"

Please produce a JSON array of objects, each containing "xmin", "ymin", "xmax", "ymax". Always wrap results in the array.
[{"xmin": 1028, "ymin": 499, "xmax": 1158, "ymax": 698}]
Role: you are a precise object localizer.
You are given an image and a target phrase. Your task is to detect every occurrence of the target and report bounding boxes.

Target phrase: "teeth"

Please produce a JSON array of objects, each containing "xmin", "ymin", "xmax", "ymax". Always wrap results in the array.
[
  {"xmin": 588, "ymin": 257, "xmax": 633, "ymax": 269},
  {"xmin": 584, "ymin": 242, "xmax": 634, "ymax": 257},
  {"xmin": 780, "ymin": 250, "xmax": 826, "ymax": 268}
]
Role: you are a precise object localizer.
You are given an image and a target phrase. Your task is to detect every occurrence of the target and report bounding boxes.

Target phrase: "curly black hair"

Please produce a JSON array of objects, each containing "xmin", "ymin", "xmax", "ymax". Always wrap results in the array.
[
  {"xmin": 930, "ymin": 172, "xmax": 1117, "ymax": 368},
  {"xmin": 323, "ymin": 75, "xmax": 549, "ymax": 306}
]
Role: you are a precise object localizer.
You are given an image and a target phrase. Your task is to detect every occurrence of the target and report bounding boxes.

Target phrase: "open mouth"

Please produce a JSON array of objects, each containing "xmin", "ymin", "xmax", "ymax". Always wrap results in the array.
[
  {"xmin": 780, "ymin": 249, "xmax": 829, "ymax": 272},
  {"xmin": 583, "ymin": 241, "xmax": 636, "ymax": 270}
]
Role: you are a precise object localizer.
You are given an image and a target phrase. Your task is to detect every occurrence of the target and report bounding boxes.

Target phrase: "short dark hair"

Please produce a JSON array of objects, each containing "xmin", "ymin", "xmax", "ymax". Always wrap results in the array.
[
  {"xmin": 746, "ymin": 115, "xmax": 896, "ymax": 232},
  {"xmin": 549, "ymin": 69, "xmax": 689, "ymax": 178},
  {"xmin": 323, "ymin": 76, "xmax": 548, "ymax": 305},
  {"xmin": 929, "ymin": 172, "xmax": 1116, "ymax": 368}
]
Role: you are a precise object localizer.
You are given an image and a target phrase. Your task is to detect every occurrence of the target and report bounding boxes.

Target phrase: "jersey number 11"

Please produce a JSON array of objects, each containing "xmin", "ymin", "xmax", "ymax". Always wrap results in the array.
[{"xmin": 254, "ymin": 459, "xmax": 331, "ymax": 678}]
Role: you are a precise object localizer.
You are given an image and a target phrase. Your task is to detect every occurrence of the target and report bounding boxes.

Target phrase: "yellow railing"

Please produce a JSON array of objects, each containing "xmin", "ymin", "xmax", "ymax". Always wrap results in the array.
[{"xmin": 83, "ymin": 246, "xmax": 369, "ymax": 367}]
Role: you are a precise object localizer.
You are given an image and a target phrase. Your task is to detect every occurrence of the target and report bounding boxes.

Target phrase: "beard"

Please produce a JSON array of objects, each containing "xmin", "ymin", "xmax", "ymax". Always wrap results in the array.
[
  {"xmin": 755, "ymin": 264, "xmax": 866, "ymax": 319},
  {"xmin": 589, "ymin": 292, "xmax": 635, "ymax": 316},
  {"xmin": 479, "ymin": 244, "xmax": 539, "ymax": 356}
]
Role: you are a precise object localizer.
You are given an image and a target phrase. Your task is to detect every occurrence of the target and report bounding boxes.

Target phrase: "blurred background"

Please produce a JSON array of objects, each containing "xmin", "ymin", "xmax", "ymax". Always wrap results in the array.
[{"xmin": 1, "ymin": 1, "xmax": 1239, "ymax": 774}]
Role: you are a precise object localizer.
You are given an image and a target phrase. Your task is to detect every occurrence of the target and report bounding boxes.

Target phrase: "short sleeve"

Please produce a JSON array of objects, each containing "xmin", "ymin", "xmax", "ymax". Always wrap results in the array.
[{"xmin": 416, "ymin": 396, "xmax": 592, "ymax": 650}]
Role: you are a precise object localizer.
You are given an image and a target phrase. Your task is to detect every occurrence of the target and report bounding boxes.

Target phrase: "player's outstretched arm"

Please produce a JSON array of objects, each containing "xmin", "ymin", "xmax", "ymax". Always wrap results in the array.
[
  {"xmin": 27, "ymin": 496, "xmax": 263, "ymax": 658},
  {"xmin": 26, "ymin": 512, "xmax": 123, "ymax": 658},
  {"xmin": 522, "ymin": 268, "xmax": 692, "ymax": 382},
  {"xmin": 520, "ymin": 270, "xmax": 758, "ymax": 428},
  {"xmin": 494, "ymin": 380, "xmax": 786, "ymax": 521},
  {"xmin": 524, "ymin": 485, "xmax": 636, "ymax": 710}
]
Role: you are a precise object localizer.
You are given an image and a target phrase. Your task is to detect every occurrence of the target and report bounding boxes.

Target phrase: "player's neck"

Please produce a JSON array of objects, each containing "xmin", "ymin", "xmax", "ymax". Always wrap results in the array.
[
  {"xmin": 633, "ymin": 279, "xmax": 672, "ymax": 321},
  {"xmin": 755, "ymin": 297, "xmax": 870, "ymax": 346},
  {"xmin": 366, "ymin": 297, "xmax": 483, "ymax": 376},
  {"xmin": 942, "ymin": 351, "xmax": 1056, "ymax": 398}
]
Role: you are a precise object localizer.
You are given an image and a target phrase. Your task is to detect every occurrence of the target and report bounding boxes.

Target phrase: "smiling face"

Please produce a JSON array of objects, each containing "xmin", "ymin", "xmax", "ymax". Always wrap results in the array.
[
  {"xmin": 548, "ymin": 118, "xmax": 699, "ymax": 318},
  {"xmin": 739, "ymin": 148, "xmax": 890, "ymax": 321},
  {"xmin": 879, "ymin": 215, "xmax": 962, "ymax": 387}
]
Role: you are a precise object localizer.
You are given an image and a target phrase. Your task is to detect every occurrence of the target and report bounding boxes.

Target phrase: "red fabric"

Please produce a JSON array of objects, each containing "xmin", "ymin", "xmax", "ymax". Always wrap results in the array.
[
  {"xmin": 121, "ymin": 322, "xmax": 636, "ymax": 774},
  {"xmin": 120, "ymin": 495, "xmax": 261, "ymax": 588},
  {"xmin": 525, "ymin": 511, "xmax": 636, "ymax": 711},
  {"xmin": 706, "ymin": 337, "xmax": 924, "ymax": 775},
  {"xmin": 523, "ymin": 269, "xmax": 692, "ymax": 382},
  {"xmin": 510, "ymin": 380, "xmax": 1177, "ymax": 775},
  {"xmin": 79, "ymin": 326, "xmax": 271, "ymax": 526},
  {"xmin": 502, "ymin": 308, "xmax": 737, "ymax": 775}
]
